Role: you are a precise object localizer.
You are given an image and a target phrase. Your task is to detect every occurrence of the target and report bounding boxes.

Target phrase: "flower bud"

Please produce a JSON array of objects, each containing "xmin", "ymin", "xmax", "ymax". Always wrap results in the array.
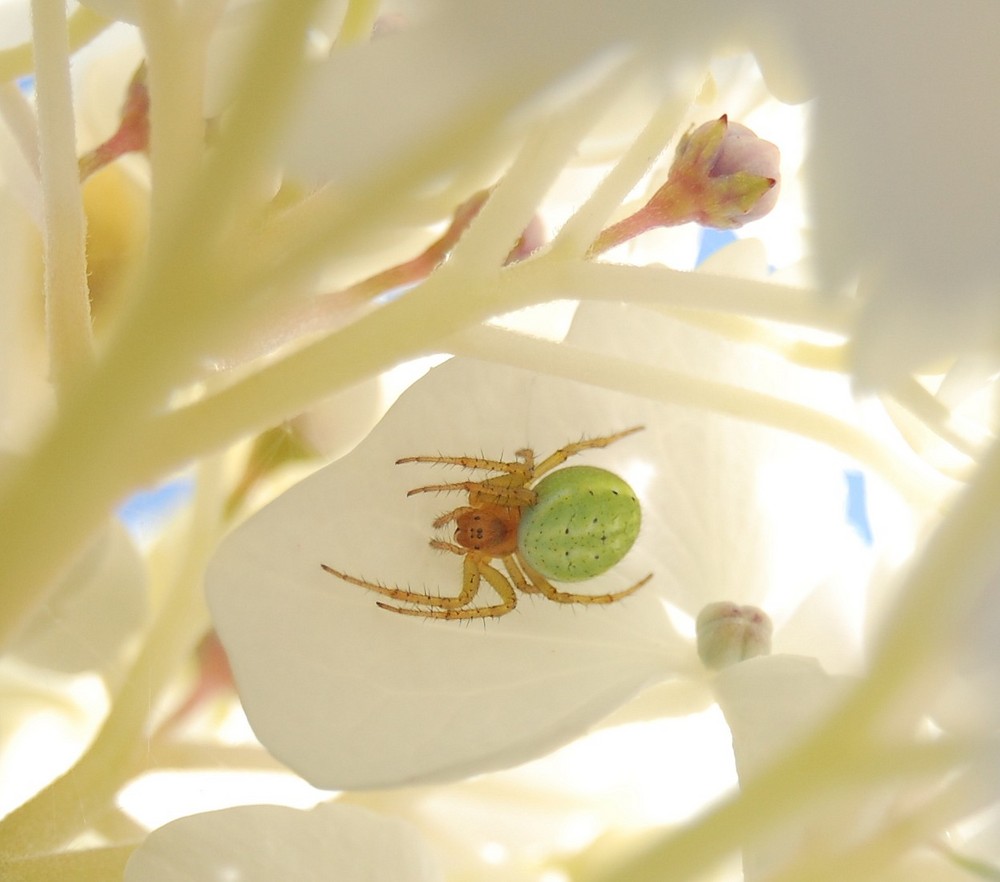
[
  {"xmin": 652, "ymin": 115, "xmax": 780, "ymax": 230},
  {"xmin": 696, "ymin": 601, "xmax": 773, "ymax": 670}
]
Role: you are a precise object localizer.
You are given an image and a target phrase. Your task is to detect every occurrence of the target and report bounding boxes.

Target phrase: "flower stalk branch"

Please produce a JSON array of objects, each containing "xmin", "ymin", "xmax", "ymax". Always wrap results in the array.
[
  {"xmin": 3, "ymin": 845, "xmax": 135, "ymax": 882},
  {"xmin": 445, "ymin": 323, "xmax": 950, "ymax": 510},
  {"xmin": 77, "ymin": 65, "xmax": 150, "ymax": 181},
  {"xmin": 0, "ymin": 0, "xmax": 327, "ymax": 650},
  {"xmin": 592, "ymin": 727, "xmax": 994, "ymax": 882},
  {"xmin": 334, "ymin": 0, "xmax": 381, "ymax": 47},
  {"xmin": 549, "ymin": 94, "xmax": 692, "ymax": 258},
  {"xmin": 752, "ymin": 758, "xmax": 1000, "ymax": 882},
  {"xmin": 31, "ymin": 0, "xmax": 95, "ymax": 392}
]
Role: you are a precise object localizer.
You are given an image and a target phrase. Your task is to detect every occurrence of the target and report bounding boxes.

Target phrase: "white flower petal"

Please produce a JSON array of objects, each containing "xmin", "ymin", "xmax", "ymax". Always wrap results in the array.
[
  {"xmin": 0, "ymin": 663, "xmax": 108, "ymax": 817},
  {"xmin": 207, "ymin": 358, "xmax": 683, "ymax": 789},
  {"xmin": 753, "ymin": 1, "xmax": 1000, "ymax": 385},
  {"xmin": 0, "ymin": 0, "xmax": 31, "ymax": 51},
  {"xmin": 124, "ymin": 802, "xmax": 442, "ymax": 882},
  {"xmin": 11, "ymin": 517, "xmax": 148, "ymax": 672},
  {"xmin": 73, "ymin": 22, "xmax": 145, "ymax": 156},
  {"xmin": 567, "ymin": 300, "xmax": 857, "ymax": 628}
]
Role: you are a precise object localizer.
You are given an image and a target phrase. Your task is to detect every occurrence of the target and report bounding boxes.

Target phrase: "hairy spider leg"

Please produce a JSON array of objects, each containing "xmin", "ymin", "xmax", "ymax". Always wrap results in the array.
[
  {"xmin": 395, "ymin": 447, "xmax": 533, "ymax": 473},
  {"xmin": 375, "ymin": 556, "xmax": 519, "ymax": 619},
  {"xmin": 530, "ymin": 426, "xmax": 644, "ymax": 481},
  {"xmin": 405, "ymin": 476, "xmax": 536, "ymax": 507},
  {"xmin": 321, "ymin": 561, "xmax": 480, "ymax": 610},
  {"xmin": 399, "ymin": 447, "xmax": 536, "ymax": 502},
  {"xmin": 514, "ymin": 555, "xmax": 652, "ymax": 604},
  {"xmin": 500, "ymin": 554, "xmax": 542, "ymax": 594}
]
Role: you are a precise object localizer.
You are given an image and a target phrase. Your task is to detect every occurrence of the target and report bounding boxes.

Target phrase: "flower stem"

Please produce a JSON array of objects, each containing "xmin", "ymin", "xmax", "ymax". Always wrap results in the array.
[
  {"xmin": 335, "ymin": 0, "xmax": 380, "ymax": 46},
  {"xmin": 736, "ymin": 753, "xmax": 997, "ymax": 882},
  {"xmin": 591, "ymin": 733, "xmax": 990, "ymax": 882},
  {"xmin": 0, "ymin": 0, "xmax": 325, "ymax": 649},
  {"xmin": 445, "ymin": 323, "xmax": 951, "ymax": 510},
  {"xmin": 550, "ymin": 92, "xmax": 691, "ymax": 258},
  {"xmin": 539, "ymin": 259, "xmax": 857, "ymax": 334},
  {"xmin": 2, "ymin": 845, "xmax": 135, "ymax": 882},
  {"xmin": 587, "ymin": 204, "xmax": 662, "ymax": 257},
  {"xmin": 31, "ymin": 0, "xmax": 95, "ymax": 393}
]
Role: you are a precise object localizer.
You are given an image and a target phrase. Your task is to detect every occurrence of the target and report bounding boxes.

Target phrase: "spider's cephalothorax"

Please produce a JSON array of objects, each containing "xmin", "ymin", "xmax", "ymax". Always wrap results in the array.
[
  {"xmin": 451, "ymin": 506, "xmax": 521, "ymax": 555},
  {"xmin": 322, "ymin": 427, "xmax": 651, "ymax": 620}
]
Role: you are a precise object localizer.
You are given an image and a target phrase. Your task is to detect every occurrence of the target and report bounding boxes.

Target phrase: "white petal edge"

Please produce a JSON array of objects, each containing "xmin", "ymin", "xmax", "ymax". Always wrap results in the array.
[{"xmin": 123, "ymin": 802, "xmax": 443, "ymax": 882}]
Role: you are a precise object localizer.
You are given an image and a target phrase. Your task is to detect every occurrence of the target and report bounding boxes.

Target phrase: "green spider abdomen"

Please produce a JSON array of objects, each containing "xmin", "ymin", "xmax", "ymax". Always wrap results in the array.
[{"xmin": 517, "ymin": 465, "xmax": 641, "ymax": 582}]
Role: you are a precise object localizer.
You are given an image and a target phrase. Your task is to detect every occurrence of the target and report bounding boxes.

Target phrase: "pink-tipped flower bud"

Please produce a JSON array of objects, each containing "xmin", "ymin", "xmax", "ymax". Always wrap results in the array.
[
  {"xmin": 653, "ymin": 115, "xmax": 780, "ymax": 230},
  {"xmin": 587, "ymin": 115, "xmax": 780, "ymax": 256},
  {"xmin": 696, "ymin": 601, "xmax": 773, "ymax": 670}
]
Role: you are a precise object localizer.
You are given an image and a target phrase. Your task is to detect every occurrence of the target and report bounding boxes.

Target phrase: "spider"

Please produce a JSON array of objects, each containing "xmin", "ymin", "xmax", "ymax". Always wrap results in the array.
[{"xmin": 321, "ymin": 426, "xmax": 652, "ymax": 620}]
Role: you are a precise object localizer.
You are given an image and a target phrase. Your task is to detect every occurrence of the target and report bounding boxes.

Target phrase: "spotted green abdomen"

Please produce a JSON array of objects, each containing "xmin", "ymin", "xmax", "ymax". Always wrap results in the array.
[{"xmin": 517, "ymin": 465, "xmax": 641, "ymax": 582}]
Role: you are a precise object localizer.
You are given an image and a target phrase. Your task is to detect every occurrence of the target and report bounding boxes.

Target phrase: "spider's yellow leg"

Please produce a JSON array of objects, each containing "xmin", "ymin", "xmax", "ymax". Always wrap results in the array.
[
  {"xmin": 502, "ymin": 554, "xmax": 541, "ymax": 594},
  {"xmin": 405, "ymin": 479, "xmax": 535, "ymax": 507},
  {"xmin": 516, "ymin": 557, "xmax": 652, "ymax": 605},
  {"xmin": 396, "ymin": 453, "xmax": 530, "ymax": 475},
  {"xmin": 375, "ymin": 558, "xmax": 518, "ymax": 619},
  {"xmin": 532, "ymin": 426, "xmax": 644, "ymax": 480},
  {"xmin": 321, "ymin": 562, "xmax": 478, "ymax": 610}
]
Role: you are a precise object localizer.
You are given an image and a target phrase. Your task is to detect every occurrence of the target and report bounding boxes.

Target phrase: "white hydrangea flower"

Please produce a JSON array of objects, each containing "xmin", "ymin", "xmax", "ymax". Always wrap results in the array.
[
  {"xmin": 2, "ymin": 1, "xmax": 1000, "ymax": 880},
  {"xmin": 206, "ymin": 282, "xmax": 882, "ymax": 790}
]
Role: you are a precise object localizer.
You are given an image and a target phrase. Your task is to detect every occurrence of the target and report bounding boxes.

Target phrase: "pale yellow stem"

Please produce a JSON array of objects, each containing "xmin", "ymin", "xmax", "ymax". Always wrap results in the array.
[
  {"xmin": 0, "ymin": 0, "xmax": 325, "ymax": 651},
  {"xmin": 654, "ymin": 307, "xmax": 983, "ymax": 463},
  {"xmin": 335, "ymin": 0, "xmax": 381, "ymax": 46},
  {"xmin": 444, "ymin": 59, "xmax": 639, "ymax": 276},
  {"xmin": 445, "ymin": 323, "xmax": 951, "ymax": 511},
  {"xmin": 137, "ymin": 0, "xmax": 211, "ymax": 243},
  {"xmin": 550, "ymin": 91, "xmax": 692, "ymax": 259},
  {"xmin": 31, "ymin": 0, "xmax": 94, "ymax": 392},
  {"xmin": 760, "ymin": 761, "xmax": 999, "ymax": 882},
  {"xmin": 537, "ymin": 259, "xmax": 857, "ymax": 334},
  {"xmin": 2, "ymin": 845, "xmax": 135, "ymax": 882}
]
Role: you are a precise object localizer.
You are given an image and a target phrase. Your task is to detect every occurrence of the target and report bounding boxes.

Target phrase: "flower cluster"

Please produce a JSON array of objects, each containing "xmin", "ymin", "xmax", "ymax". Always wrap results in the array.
[{"xmin": 0, "ymin": 2, "xmax": 998, "ymax": 882}]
